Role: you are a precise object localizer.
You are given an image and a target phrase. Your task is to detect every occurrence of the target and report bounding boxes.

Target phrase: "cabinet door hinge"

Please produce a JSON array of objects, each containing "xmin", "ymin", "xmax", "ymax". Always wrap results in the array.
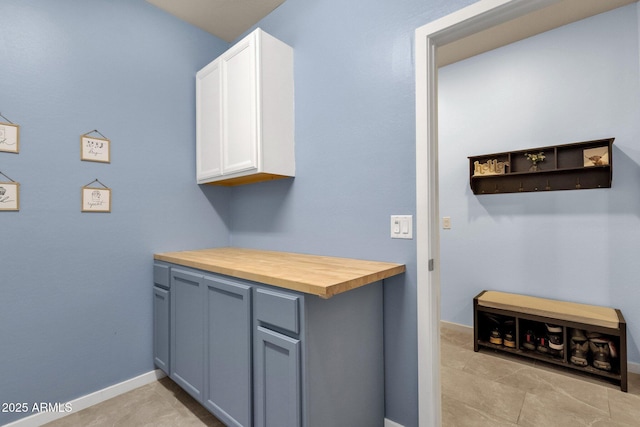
[{"xmin": 428, "ymin": 259, "xmax": 434, "ymax": 271}]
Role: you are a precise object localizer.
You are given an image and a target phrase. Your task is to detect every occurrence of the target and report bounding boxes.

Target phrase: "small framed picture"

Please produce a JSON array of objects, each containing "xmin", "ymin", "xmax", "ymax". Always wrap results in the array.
[
  {"xmin": 81, "ymin": 135, "xmax": 110, "ymax": 163},
  {"xmin": 0, "ymin": 182, "xmax": 20, "ymax": 211},
  {"xmin": 81, "ymin": 187, "xmax": 111, "ymax": 212},
  {"xmin": 0, "ymin": 122, "xmax": 20, "ymax": 154},
  {"xmin": 583, "ymin": 147, "xmax": 609, "ymax": 167}
]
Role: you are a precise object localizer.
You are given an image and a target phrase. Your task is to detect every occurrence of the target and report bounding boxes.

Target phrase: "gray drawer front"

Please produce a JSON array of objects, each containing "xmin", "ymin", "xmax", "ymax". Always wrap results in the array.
[
  {"xmin": 256, "ymin": 288, "xmax": 300, "ymax": 335},
  {"xmin": 154, "ymin": 263, "xmax": 170, "ymax": 289}
]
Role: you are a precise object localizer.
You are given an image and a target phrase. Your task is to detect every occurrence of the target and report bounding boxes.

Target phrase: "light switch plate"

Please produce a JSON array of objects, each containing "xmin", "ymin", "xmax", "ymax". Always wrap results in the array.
[{"xmin": 391, "ymin": 215, "xmax": 413, "ymax": 239}]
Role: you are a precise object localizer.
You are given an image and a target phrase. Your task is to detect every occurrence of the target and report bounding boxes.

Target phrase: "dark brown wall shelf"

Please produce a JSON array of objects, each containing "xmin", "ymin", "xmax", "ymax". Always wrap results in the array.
[{"xmin": 469, "ymin": 138, "xmax": 614, "ymax": 195}]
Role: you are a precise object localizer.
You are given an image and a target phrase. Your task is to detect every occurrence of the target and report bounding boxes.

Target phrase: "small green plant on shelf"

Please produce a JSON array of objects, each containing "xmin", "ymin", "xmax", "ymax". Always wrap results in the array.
[{"xmin": 525, "ymin": 151, "xmax": 545, "ymax": 171}]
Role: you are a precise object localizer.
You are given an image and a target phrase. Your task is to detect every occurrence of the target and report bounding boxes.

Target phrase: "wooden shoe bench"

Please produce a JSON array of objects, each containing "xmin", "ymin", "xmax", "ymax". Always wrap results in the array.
[{"xmin": 473, "ymin": 290, "xmax": 627, "ymax": 391}]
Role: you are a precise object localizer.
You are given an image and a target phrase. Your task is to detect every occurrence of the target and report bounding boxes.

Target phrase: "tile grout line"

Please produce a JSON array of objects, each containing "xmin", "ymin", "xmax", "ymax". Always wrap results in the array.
[{"xmin": 515, "ymin": 391, "xmax": 529, "ymax": 426}]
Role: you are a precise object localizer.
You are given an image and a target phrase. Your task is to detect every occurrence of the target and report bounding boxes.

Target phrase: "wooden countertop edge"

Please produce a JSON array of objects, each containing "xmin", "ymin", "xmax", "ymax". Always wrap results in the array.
[{"xmin": 153, "ymin": 252, "xmax": 406, "ymax": 298}]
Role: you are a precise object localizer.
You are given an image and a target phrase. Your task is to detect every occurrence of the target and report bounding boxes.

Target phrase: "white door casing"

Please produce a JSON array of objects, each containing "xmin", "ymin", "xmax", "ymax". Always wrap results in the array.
[{"xmin": 412, "ymin": 0, "xmax": 623, "ymax": 425}]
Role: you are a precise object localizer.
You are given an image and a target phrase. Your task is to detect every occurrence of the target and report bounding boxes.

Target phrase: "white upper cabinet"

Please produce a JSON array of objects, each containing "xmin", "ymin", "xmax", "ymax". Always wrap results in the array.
[{"xmin": 196, "ymin": 28, "xmax": 294, "ymax": 186}]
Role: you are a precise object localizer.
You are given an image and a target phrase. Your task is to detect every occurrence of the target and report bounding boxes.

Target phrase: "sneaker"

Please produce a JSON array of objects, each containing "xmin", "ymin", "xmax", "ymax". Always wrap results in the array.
[
  {"xmin": 546, "ymin": 324, "xmax": 564, "ymax": 352},
  {"xmin": 536, "ymin": 335, "xmax": 550, "ymax": 354},
  {"xmin": 482, "ymin": 312, "xmax": 501, "ymax": 341},
  {"xmin": 503, "ymin": 331, "xmax": 515, "ymax": 348},
  {"xmin": 522, "ymin": 329, "xmax": 536, "ymax": 351},
  {"xmin": 548, "ymin": 334, "xmax": 564, "ymax": 352},
  {"xmin": 537, "ymin": 335, "xmax": 562, "ymax": 357},
  {"xmin": 588, "ymin": 333, "xmax": 612, "ymax": 371},
  {"xmin": 489, "ymin": 327, "xmax": 503, "ymax": 346},
  {"xmin": 570, "ymin": 329, "xmax": 589, "ymax": 367},
  {"xmin": 503, "ymin": 320, "xmax": 516, "ymax": 348}
]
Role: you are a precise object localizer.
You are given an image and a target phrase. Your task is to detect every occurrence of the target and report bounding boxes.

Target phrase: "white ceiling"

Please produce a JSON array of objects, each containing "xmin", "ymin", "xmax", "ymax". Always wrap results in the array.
[
  {"xmin": 438, "ymin": 0, "xmax": 638, "ymax": 67},
  {"xmin": 146, "ymin": 0, "xmax": 286, "ymax": 42},
  {"xmin": 147, "ymin": 0, "xmax": 638, "ymax": 61}
]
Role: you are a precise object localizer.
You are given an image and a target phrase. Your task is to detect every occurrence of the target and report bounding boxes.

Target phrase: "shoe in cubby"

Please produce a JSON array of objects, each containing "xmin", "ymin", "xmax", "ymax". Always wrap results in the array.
[
  {"xmin": 522, "ymin": 329, "xmax": 536, "ymax": 351},
  {"xmin": 537, "ymin": 335, "xmax": 562, "ymax": 358},
  {"xmin": 570, "ymin": 329, "xmax": 589, "ymax": 367},
  {"xmin": 482, "ymin": 312, "xmax": 507, "ymax": 346},
  {"xmin": 489, "ymin": 327, "xmax": 503, "ymax": 346},
  {"xmin": 536, "ymin": 335, "xmax": 550, "ymax": 354},
  {"xmin": 503, "ymin": 320, "xmax": 516, "ymax": 348},
  {"xmin": 546, "ymin": 323, "xmax": 564, "ymax": 356},
  {"xmin": 588, "ymin": 332, "xmax": 612, "ymax": 371}
]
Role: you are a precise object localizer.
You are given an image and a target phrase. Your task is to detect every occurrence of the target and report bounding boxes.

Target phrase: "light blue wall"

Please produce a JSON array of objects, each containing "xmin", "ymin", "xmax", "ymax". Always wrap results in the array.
[
  {"xmin": 439, "ymin": 4, "xmax": 640, "ymax": 365},
  {"xmin": 0, "ymin": 1, "xmax": 229, "ymax": 424},
  {"xmin": 226, "ymin": 1, "xmax": 472, "ymax": 426},
  {"xmin": 0, "ymin": 0, "xmax": 483, "ymax": 424}
]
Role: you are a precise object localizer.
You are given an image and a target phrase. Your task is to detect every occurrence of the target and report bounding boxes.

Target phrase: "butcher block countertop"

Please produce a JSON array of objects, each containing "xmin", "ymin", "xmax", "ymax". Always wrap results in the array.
[{"xmin": 154, "ymin": 247, "xmax": 406, "ymax": 298}]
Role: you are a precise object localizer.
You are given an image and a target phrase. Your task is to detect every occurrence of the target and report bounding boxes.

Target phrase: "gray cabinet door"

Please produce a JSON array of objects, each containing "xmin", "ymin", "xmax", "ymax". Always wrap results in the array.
[
  {"xmin": 254, "ymin": 326, "xmax": 301, "ymax": 427},
  {"xmin": 153, "ymin": 286, "xmax": 170, "ymax": 375},
  {"xmin": 204, "ymin": 276, "xmax": 252, "ymax": 427},
  {"xmin": 170, "ymin": 268, "xmax": 205, "ymax": 402}
]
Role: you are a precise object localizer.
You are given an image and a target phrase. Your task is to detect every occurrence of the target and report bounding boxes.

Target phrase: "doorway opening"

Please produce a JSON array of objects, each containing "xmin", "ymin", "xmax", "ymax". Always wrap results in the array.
[{"xmin": 414, "ymin": 1, "xmax": 636, "ymax": 425}]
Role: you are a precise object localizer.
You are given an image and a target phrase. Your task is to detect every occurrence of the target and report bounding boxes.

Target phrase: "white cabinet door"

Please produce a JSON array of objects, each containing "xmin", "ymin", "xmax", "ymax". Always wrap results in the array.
[
  {"xmin": 221, "ymin": 36, "xmax": 258, "ymax": 175},
  {"xmin": 196, "ymin": 60, "xmax": 222, "ymax": 182}
]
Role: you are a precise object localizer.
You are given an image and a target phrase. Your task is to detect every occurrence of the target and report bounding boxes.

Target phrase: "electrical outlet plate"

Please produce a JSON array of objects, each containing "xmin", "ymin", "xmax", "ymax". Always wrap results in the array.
[
  {"xmin": 442, "ymin": 216, "xmax": 451, "ymax": 229},
  {"xmin": 391, "ymin": 215, "xmax": 413, "ymax": 239}
]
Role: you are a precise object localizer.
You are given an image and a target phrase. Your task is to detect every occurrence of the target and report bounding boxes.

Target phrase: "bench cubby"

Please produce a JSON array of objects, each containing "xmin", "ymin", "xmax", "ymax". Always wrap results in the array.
[{"xmin": 473, "ymin": 290, "xmax": 627, "ymax": 391}]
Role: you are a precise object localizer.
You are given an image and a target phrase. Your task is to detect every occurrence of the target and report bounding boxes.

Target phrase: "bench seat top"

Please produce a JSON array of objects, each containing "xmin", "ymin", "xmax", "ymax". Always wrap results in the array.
[{"xmin": 477, "ymin": 291, "xmax": 621, "ymax": 329}]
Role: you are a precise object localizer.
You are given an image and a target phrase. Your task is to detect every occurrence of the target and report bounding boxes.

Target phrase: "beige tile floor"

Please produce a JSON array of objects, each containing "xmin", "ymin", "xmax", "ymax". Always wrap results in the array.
[
  {"xmin": 44, "ymin": 378, "xmax": 223, "ymax": 427},
  {"xmin": 45, "ymin": 327, "xmax": 640, "ymax": 426},
  {"xmin": 441, "ymin": 326, "xmax": 640, "ymax": 426}
]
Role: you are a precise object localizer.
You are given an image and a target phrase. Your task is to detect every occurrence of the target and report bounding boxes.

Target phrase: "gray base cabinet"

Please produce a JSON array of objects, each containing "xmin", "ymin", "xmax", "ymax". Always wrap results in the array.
[
  {"xmin": 170, "ymin": 268, "xmax": 205, "ymax": 401},
  {"xmin": 153, "ymin": 262, "xmax": 384, "ymax": 427}
]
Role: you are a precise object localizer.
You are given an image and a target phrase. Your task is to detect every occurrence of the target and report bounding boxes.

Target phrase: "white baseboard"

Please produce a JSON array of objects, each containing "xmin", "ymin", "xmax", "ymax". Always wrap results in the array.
[
  {"xmin": 440, "ymin": 320, "xmax": 473, "ymax": 333},
  {"xmin": 439, "ymin": 321, "xmax": 640, "ymax": 375},
  {"xmin": 385, "ymin": 418, "xmax": 405, "ymax": 427},
  {"xmin": 4, "ymin": 370, "xmax": 166, "ymax": 427}
]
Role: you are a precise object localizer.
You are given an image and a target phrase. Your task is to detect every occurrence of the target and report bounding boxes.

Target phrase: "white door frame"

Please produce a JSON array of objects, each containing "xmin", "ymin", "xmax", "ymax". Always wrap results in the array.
[{"xmin": 414, "ymin": 1, "xmax": 564, "ymax": 425}]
